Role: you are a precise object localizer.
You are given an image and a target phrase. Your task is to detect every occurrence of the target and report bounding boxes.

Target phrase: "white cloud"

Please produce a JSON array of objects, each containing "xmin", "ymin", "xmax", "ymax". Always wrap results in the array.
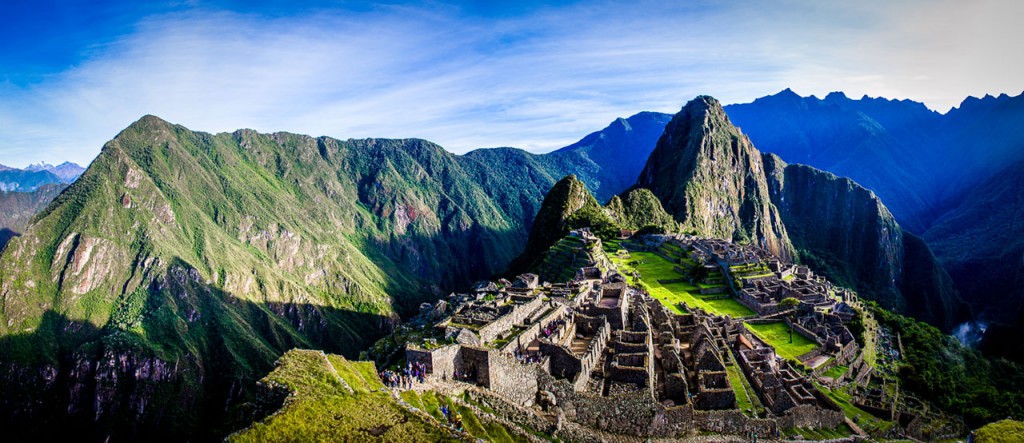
[{"xmin": 0, "ymin": 0, "xmax": 1020, "ymax": 167}]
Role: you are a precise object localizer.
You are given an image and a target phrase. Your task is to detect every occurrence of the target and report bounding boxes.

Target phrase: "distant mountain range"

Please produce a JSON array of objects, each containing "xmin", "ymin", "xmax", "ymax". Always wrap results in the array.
[
  {"xmin": 637, "ymin": 97, "xmax": 962, "ymax": 328},
  {"xmin": 0, "ymin": 161, "xmax": 84, "ymax": 191},
  {"xmin": 0, "ymin": 162, "xmax": 84, "ymax": 251},
  {"xmin": 0, "ymin": 89, "xmax": 1018, "ymax": 438},
  {"xmin": 722, "ymin": 90, "xmax": 1024, "ymax": 340},
  {"xmin": 541, "ymin": 90, "xmax": 1024, "ymax": 342},
  {"xmin": 724, "ymin": 89, "xmax": 1024, "ymax": 234}
]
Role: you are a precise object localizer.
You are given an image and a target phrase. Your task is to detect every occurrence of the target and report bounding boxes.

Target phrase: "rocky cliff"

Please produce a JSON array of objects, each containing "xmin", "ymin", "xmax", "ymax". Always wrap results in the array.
[
  {"xmin": 637, "ymin": 96, "xmax": 795, "ymax": 261},
  {"xmin": 0, "ymin": 115, "xmax": 583, "ymax": 440},
  {"xmin": 508, "ymin": 175, "xmax": 613, "ymax": 273},
  {"xmin": 639, "ymin": 96, "xmax": 963, "ymax": 328}
]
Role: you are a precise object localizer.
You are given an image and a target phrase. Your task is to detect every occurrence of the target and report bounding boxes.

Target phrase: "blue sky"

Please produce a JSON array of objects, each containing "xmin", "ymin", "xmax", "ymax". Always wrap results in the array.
[{"xmin": 1, "ymin": 0, "xmax": 1021, "ymax": 167}]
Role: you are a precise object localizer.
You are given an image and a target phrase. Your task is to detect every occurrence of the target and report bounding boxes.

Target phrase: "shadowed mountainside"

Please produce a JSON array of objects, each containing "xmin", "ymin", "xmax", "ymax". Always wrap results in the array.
[{"xmin": 639, "ymin": 96, "xmax": 965, "ymax": 328}]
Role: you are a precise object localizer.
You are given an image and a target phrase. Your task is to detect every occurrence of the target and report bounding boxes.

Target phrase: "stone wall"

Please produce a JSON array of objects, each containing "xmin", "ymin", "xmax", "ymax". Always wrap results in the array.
[
  {"xmin": 406, "ymin": 344, "xmax": 460, "ymax": 381},
  {"xmin": 775, "ymin": 404, "xmax": 845, "ymax": 430},
  {"xmin": 542, "ymin": 342, "xmax": 581, "ymax": 381},
  {"xmin": 536, "ymin": 369, "xmax": 842, "ymax": 440},
  {"xmin": 478, "ymin": 296, "xmax": 544, "ymax": 343},
  {"xmin": 575, "ymin": 317, "xmax": 610, "ymax": 391},
  {"xmin": 786, "ymin": 317, "xmax": 824, "ymax": 345},
  {"xmin": 664, "ymin": 373, "xmax": 689, "ymax": 405},
  {"xmin": 693, "ymin": 409, "xmax": 778, "ymax": 437},
  {"xmin": 695, "ymin": 371, "xmax": 736, "ymax": 410},
  {"xmin": 460, "ymin": 346, "xmax": 493, "ymax": 386},
  {"xmin": 487, "ymin": 351, "xmax": 541, "ymax": 406},
  {"xmin": 502, "ymin": 304, "xmax": 568, "ymax": 353},
  {"xmin": 539, "ymin": 372, "xmax": 658, "ymax": 436}
]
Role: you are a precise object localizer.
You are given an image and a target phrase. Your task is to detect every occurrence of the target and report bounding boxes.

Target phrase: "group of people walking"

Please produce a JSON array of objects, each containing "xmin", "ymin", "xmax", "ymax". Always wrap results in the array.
[
  {"xmin": 514, "ymin": 348, "xmax": 541, "ymax": 364},
  {"xmin": 541, "ymin": 317, "xmax": 567, "ymax": 339},
  {"xmin": 379, "ymin": 361, "xmax": 428, "ymax": 389}
]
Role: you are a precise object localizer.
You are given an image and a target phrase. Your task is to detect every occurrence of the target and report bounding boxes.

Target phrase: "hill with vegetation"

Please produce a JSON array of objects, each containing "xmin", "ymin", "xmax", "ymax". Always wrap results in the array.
[
  {"xmin": 0, "ymin": 183, "xmax": 66, "ymax": 251},
  {"xmin": 0, "ymin": 115, "xmax": 619, "ymax": 440},
  {"xmin": 726, "ymin": 90, "xmax": 1024, "ymax": 340},
  {"xmin": 639, "ymin": 96, "xmax": 964, "ymax": 329}
]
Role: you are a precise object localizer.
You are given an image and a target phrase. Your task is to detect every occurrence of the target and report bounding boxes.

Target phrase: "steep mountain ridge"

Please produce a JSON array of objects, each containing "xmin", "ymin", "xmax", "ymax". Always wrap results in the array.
[
  {"xmin": 924, "ymin": 159, "xmax": 1024, "ymax": 326},
  {"xmin": 0, "ymin": 115, "xmax": 573, "ymax": 440},
  {"xmin": 640, "ymin": 96, "xmax": 963, "ymax": 328},
  {"xmin": 637, "ymin": 96, "xmax": 795, "ymax": 261},
  {"xmin": 508, "ymin": 174, "xmax": 613, "ymax": 273},
  {"xmin": 724, "ymin": 89, "xmax": 1024, "ymax": 233},
  {"xmin": 605, "ymin": 187, "xmax": 678, "ymax": 233}
]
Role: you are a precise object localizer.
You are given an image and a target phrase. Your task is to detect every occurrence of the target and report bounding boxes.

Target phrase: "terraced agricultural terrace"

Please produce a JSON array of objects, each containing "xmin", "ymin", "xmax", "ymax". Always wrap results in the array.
[
  {"xmin": 604, "ymin": 239, "xmax": 754, "ymax": 317},
  {"xmin": 346, "ymin": 230, "xmax": 958, "ymax": 441}
]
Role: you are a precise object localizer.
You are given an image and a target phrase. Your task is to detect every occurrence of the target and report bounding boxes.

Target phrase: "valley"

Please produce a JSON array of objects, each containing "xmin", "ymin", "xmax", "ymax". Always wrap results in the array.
[{"xmin": 0, "ymin": 95, "xmax": 1019, "ymax": 441}]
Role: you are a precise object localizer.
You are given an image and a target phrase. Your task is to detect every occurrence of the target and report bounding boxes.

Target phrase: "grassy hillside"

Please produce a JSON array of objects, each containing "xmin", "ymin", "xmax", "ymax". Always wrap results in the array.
[
  {"xmin": 0, "ymin": 115, "xmax": 577, "ymax": 440},
  {"xmin": 232, "ymin": 349, "xmax": 533, "ymax": 442},
  {"xmin": 640, "ymin": 96, "xmax": 963, "ymax": 329}
]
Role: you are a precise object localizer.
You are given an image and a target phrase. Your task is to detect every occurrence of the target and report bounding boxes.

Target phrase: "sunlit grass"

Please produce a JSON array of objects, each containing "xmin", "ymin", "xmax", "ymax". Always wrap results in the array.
[{"xmin": 745, "ymin": 322, "xmax": 818, "ymax": 364}]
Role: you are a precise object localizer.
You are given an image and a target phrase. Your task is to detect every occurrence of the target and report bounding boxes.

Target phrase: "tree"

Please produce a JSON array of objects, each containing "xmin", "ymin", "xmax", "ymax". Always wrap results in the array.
[
  {"xmin": 779, "ymin": 297, "xmax": 800, "ymax": 343},
  {"xmin": 779, "ymin": 297, "xmax": 800, "ymax": 310}
]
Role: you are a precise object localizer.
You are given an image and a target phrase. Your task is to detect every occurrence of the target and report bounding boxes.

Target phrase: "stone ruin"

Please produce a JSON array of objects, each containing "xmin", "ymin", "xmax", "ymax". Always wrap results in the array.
[{"xmin": 402, "ymin": 233, "xmax": 879, "ymax": 439}]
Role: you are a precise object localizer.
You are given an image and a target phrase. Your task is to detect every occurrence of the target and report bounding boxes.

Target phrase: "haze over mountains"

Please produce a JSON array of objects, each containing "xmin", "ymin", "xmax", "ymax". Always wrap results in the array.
[
  {"xmin": 0, "ymin": 89, "xmax": 1020, "ymax": 439},
  {"xmin": 0, "ymin": 111, "xmax": 670, "ymax": 440},
  {"xmin": 0, "ymin": 162, "xmax": 85, "ymax": 250}
]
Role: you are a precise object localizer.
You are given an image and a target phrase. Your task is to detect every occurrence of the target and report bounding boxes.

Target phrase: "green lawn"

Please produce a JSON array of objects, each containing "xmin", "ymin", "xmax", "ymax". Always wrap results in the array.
[
  {"xmin": 608, "ymin": 247, "xmax": 754, "ymax": 317},
  {"xmin": 822, "ymin": 364, "xmax": 849, "ymax": 379},
  {"xmin": 232, "ymin": 351, "xmax": 458, "ymax": 442},
  {"xmin": 745, "ymin": 322, "xmax": 819, "ymax": 364},
  {"xmin": 726, "ymin": 362, "xmax": 757, "ymax": 415}
]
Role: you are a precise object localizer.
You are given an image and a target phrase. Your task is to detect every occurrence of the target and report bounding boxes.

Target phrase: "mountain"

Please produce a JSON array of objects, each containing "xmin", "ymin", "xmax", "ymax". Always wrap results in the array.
[
  {"xmin": 637, "ymin": 96, "xmax": 795, "ymax": 261},
  {"xmin": 605, "ymin": 187, "xmax": 678, "ymax": 233},
  {"xmin": 507, "ymin": 174, "xmax": 615, "ymax": 273},
  {"xmin": 0, "ymin": 168, "xmax": 64, "ymax": 192},
  {"xmin": 640, "ymin": 96, "xmax": 964, "ymax": 328},
  {"xmin": 0, "ymin": 116, "xmax": 557, "ymax": 440},
  {"xmin": 724, "ymin": 89, "xmax": 1024, "ymax": 233},
  {"xmin": 0, "ymin": 110, "xmax": 675, "ymax": 440},
  {"xmin": 544, "ymin": 112, "xmax": 672, "ymax": 203},
  {"xmin": 25, "ymin": 161, "xmax": 87, "ymax": 182},
  {"xmin": 924, "ymin": 159, "xmax": 1024, "ymax": 328},
  {"xmin": 0, "ymin": 184, "xmax": 66, "ymax": 251}
]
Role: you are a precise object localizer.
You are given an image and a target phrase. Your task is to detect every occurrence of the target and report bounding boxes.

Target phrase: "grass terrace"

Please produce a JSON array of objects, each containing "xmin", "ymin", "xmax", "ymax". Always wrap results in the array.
[
  {"xmin": 725, "ymin": 356, "xmax": 764, "ymax": 416},
  {"xmin": 822, "ymin": 364, "xmax": 849, "ymax": 379},
  {"xmin": 744, "ymin": 322, "xmax": 819, "ymax": 365},
  {"xmin": 605, "ymin": 243, "xmax": 754, "ymax": 317},
  {"xmin": 231, "ymin": 350, "xmax": 457, "ymax": 442},
  {"xmin": 815, "ymin": 382, "xmax": 896, "ymax": 435}
]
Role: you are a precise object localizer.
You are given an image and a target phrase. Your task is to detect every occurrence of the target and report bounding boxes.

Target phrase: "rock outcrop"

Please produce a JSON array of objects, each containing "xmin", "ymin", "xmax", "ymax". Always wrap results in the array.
[{"xmin": 638, "ymin": 96, "xmax": 964, "ymax": 329}]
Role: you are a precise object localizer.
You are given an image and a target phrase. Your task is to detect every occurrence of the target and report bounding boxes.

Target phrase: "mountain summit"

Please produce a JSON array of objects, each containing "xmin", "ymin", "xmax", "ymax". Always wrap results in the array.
[
  {"xmin": 638, "ymin": 96, "xmax": 964, "ymax": 328},
  {"xmin": 638, "ymin": 96, "xmax": 794, "ymax": 261}
]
